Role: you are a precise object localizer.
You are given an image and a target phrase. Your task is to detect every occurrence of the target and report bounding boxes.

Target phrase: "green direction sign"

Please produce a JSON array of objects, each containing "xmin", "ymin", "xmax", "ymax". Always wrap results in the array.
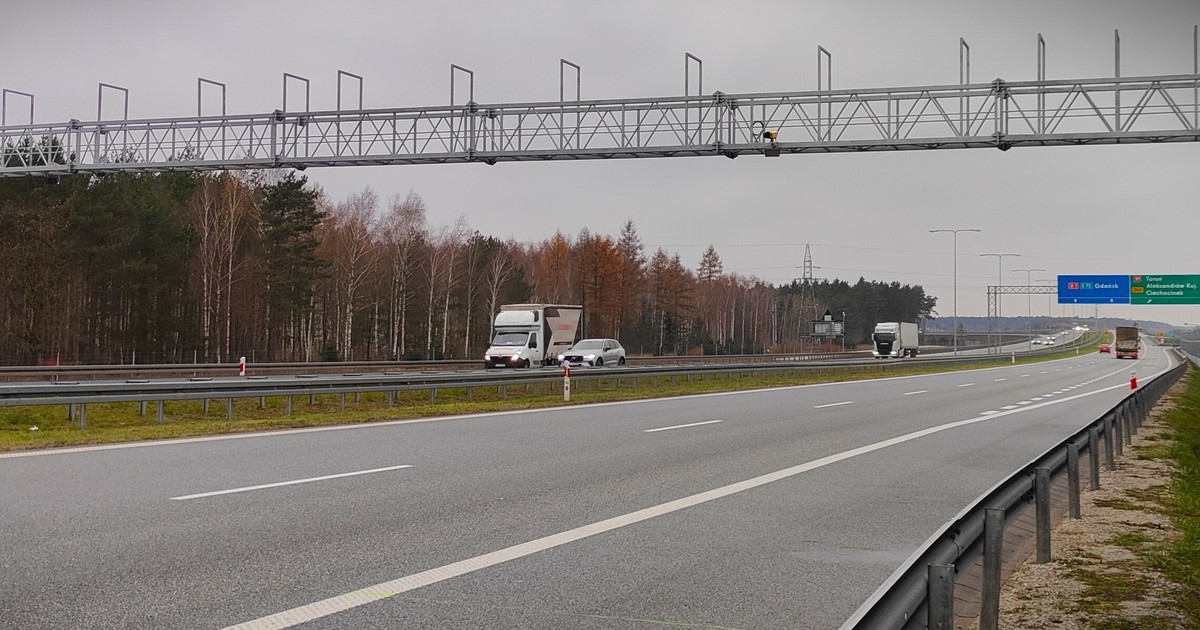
[{"xmin": 1129, "ymin": 274, "xmax": 1200, "ymax": 304}]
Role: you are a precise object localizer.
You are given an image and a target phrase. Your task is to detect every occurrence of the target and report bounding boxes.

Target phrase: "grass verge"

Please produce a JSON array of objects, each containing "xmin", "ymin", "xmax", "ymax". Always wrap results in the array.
[
  {"xmin": 1153, "ymin": 367, "xmax": 1200, "ymax": 624},
  {"xmin": 0, "ymin": 344, "xmax": 1101, "ymax": 452}
]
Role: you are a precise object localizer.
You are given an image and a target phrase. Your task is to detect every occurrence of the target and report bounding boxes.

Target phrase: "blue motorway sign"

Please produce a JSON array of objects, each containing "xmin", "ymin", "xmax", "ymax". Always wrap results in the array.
[{"xmin": 1058, "ymin": 275, "xmax": 1130, "ymax": 304}]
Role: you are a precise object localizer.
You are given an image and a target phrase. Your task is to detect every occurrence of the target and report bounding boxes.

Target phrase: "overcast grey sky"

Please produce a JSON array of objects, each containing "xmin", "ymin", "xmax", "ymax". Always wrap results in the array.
[{"xmin": 4, "ymin": 0, "xmax": 1199, "ymax": 325}]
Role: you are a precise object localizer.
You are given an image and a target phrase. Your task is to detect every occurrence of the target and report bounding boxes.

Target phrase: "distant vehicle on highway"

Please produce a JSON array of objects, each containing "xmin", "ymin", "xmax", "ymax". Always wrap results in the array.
[
  {"xmin": 484, "ymin": 304, "xmax": 582, "ymax": 369},
  {"xmin": 1099, "ymin": 343, "xmax": 1111, "ymax": 353},
  {"xmin": 1032, "ymin": 339, "xmax": 1042, "ymax": 345},
  {"xmin": 1115, "ymin": 326, "xmax": 1140, "ymax": 359},
  {"xmin": 558, "ymin": 339, "xmax": 626, "ymax": 367},
  {"xmin": 872, "ymin": 322, "xmax": 919, "ymax": 358}
]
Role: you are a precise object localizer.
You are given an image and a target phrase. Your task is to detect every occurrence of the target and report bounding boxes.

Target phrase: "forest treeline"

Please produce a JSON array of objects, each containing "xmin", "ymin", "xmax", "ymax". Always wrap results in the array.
[{"xmin": 0, "ymin": 171, "xmax": 936, "ymax": 364}]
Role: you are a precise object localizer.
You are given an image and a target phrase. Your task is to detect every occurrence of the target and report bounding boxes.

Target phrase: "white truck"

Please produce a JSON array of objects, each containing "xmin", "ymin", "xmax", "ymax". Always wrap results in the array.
[
  {"xmin": 872, "ymin": 322, "xmax": 919, "ymax": 358},
  {"xmin": 483, "ymin": 304, "xmax": 582, "ymax": 369}
]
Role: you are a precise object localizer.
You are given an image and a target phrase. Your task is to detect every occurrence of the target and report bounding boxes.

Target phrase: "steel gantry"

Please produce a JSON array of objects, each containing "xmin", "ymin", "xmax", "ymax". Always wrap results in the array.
[{"xmin": 2, "ymin": 28, "xmax": 1199, "ymax": 177}]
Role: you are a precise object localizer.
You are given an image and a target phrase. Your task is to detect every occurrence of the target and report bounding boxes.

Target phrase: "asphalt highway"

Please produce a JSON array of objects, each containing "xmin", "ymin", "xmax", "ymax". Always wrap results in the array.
[{"xmin": 1, "ymin": 342, "xmax": 1174, "ymax": 630}]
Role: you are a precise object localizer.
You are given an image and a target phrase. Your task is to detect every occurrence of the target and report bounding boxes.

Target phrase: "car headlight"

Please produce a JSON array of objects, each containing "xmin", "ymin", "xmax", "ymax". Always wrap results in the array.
[{"xmin": 584, "ymin": 354, "xmax": 596, "ymax": 361}]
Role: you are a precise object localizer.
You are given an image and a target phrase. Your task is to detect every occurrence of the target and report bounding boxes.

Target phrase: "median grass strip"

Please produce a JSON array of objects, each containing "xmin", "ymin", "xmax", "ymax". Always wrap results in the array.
[{"xmin": 0, "ymin": 343, "xmax": 1102, "ymax": 452}]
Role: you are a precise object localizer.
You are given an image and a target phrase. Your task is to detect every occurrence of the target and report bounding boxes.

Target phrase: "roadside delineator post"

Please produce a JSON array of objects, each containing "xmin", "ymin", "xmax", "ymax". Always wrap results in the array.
[
  {"xmin": 1130, "ymin": 370, "xmax": 1136, "ymax": 390},
  {"xmin": 562, "ymin": 361, "xmax": 571, "ymax": 401},
  {"xmin": 239, "ymin": 356, "xmax": 246, "ymax": 377}
]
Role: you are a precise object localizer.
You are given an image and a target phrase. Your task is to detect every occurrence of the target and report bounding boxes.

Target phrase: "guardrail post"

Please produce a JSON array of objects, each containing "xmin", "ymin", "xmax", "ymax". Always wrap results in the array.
[
  {"xmin": 226, "ymin": 398, "xmax": 234, "ymax": 420},
  {"xmin": 308, "ymin": 393, "xmax": 315, "ymax": 406},
  {"xmin": 1067, "ymin": 443, "xmax": 1082, "ymax": 519},
  {"xmin": 980, "ymin": 507, "xmax": 1004, "ymax": 630},
  {"xmin": 354, "ymin": 392, "xmax": 361, "ymax": 403},
  {"xmin": 202, "ymin": 398, "xmax": 210, "ymax": 415},
  {"xmin": 67, "ymin": 404, "xmax": 74, "ymax": 422},
  {"xmin": 430, "ymin": 388, "xmax": 437, "ymax": 404},
  {"xmin": 1088, "ymin": 426, "xmax": 1101, "ymax": 490},
  {"xmin": 139, "ymin": 400, "xmax": 146, "ymax": 416},
  {"xmin": 387, "ymin": 390, "xmax": 394, "ymax": 408},
  {"xmin": 1114, "ymin": 409, "xmax": 1125, "ymax": 456},
  {"xmin": 285, "ymin": 395, "xmax": 292, "ymax": 416},
  {"xmin": 339, "ymin": 393, "xmax": 346, "ymax": 411},
  {"xmin": 77, "ymin": 403, "xmax": 87, "ymax": 429},
  {"xmin": 258, "ymin": 396, "xmax": 265, "ymax": 409},
  {"xmin": 1123, "ymin": 402, "xmax": 1134, "ymax": 445},
  {"xmin": 1104, "ymin": 415, "xmax": 1116, "ymax": 471},
  {"xmin": 499, "ymin": 385, "xmax": 506, "ymax": 398},
  {"xmin": 466, "ymin": 386, "xmax": 473, "ymax": 401},
  {"xmin": 157, "ymin": 400, "xmax": 165, "ymax": 423},
  {"xmin": 1035, "ymin": 466, "xmax": 1052, "ymax": 563},
  {"xmin": 928, "ymin": 563, "xmax": 955, "ymax": 629}
]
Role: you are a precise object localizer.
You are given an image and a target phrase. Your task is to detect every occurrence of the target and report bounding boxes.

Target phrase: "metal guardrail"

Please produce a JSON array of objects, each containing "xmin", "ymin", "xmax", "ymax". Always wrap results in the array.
[
  {"xmin": 0, "ymin": 336, "xmax": 1093, "ymax": 427},
  {"xmin": 0, "ymin": 333, "xmax": 1072, "ymax": 382},
  {"xmin": 0, "ymin": 351, "xmax": 877, "ymax": 382},
  {"xmin": 844, "ymin": 350, "xmax": 1188, "ymax": 630}
]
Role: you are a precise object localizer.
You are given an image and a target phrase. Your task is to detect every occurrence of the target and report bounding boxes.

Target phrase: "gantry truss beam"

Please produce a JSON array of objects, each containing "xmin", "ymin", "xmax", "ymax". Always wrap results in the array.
[
  {"xmin": 2, "ymin": 74, "xmax": 1199, "ymax": 177},
  {"xmin": 987, "ymin": 285, "xmax": 1058, "ymax": 320}
]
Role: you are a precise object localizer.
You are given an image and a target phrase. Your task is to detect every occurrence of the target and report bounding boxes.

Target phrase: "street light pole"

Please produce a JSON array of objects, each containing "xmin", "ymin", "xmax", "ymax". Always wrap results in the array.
[
  {"xmin": 841, "ymin": 311, "xmax": 846, "ymax": 352},
  {"xmin": 930, "ymin": 228, "xmax": 981, "ymax": 356},
  {"xmin": 1013, "ymin": 267, "xmax": 1045, "ymax": 350},
  {"xmin": 980, "ymin": 253, "xmax": 1020, "ymax": 353}
]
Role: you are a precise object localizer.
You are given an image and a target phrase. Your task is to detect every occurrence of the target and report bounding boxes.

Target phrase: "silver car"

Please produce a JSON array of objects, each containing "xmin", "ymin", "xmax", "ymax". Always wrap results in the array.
[{"xmin": 558, "ymin": 338, "xmax": 626, "ymax": 367}]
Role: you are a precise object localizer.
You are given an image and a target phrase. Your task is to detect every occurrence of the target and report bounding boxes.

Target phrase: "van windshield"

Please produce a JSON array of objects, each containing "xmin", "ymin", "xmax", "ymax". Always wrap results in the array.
[{"xmin": 491, "ymin": 332, "xmax": 530, "ymax": 346}]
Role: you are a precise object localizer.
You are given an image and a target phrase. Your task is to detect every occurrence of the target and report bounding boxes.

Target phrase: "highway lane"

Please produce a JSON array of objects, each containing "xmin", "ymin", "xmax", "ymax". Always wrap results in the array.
[{"xmin": 0, "ymin": 345, "xmax": 1175, "ymax": 629}]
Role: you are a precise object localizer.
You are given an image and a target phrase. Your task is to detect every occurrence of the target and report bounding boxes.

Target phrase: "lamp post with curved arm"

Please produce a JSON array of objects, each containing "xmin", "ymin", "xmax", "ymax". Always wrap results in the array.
[
  {"xmin": 929, "ymin": 228, "xmax": 981, "ymax": 356},
  {"xmin": 980, "ymin": 253, "xmax": 1021, "ymax": 352}
]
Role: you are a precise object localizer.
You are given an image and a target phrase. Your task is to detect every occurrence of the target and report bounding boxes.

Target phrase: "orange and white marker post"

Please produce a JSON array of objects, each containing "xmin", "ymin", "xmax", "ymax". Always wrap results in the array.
[
  {"xmin": 1130, "ymin": 371, "xmax": 1137, "ymax": 390},
  {"xmin": 562, "ymin": 361, "xmax": 571, "ymax": 401},
  {"xmin": 239, "ymin": 356, "xmax": 246, "ymax": 377}
]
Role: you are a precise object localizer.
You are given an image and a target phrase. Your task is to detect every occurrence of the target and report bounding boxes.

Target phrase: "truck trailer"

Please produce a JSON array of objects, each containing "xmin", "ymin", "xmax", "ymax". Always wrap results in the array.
[
  {"xmin": 483, "ymin": 304, "xmax": 582, "ymax": 368},
  {"xmin": 872, "ymin": 322, "xmax": 919, "ymax": 358},
  {"xmin": 1114, "ymin": 326, "xmax": 1140, "ymax": 359}
]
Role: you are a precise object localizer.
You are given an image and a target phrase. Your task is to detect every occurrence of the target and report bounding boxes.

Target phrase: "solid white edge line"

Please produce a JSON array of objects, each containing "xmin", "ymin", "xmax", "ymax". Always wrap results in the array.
[
  {"xmin": 170, "ymin": 465, "xmax": 413, "ymax": 500},
  {"xmin": 643, "ymin": 420, "xmax": 722, "ymax": 433},
  {"xmin": 228, "ymin": 351, "xmax": 1172, "ymax": 630}
]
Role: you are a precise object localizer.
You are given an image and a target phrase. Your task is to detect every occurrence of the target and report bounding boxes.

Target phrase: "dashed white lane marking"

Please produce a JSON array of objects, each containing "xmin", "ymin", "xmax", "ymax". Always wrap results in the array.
[
  {"xmin": 1001, "ymin": 405, "xmax": 1019, "ymax": 410},
  {"xmin": 903, "ymin": 390, "xmax": 928, "ymax": 396},
  {"xmin": 1040, "ymin": 371, "xmax": 1049, "ymax": 374},
  {"xmin": 234, "ymin": 358, "xmax": 1176, "ymax": 630},
  {"xmin": 1017, "ymin": 401, "xmax": 1032, "ymax": 405},
  {"xmin": 958, "ymin": 383, "xmax": 975, "ymax": 388},
  {"xmin": 994, "ymin": 378, "xmax": 1007, "ymax": 382},
  {"xmin": 170, "ymin": 465, "xmax": 413, "ymax": 501},
  {"xmin": 1031, "ymin": 397, "xmax": 1044, "ymax": 401},
  {"xmin": 1020, "ymin": 374, "xmax": 1031, "ymax": 378},
  {"xmin": 645, "ymin": 420, "xmax": 723, "ymax": 433},
  {"xmin": 814, "ymin": 401, "xmax": 855, "ymax": 409},
  {"xmin": 979, "ymin": 411, "xmax": 999, "ymax": 415}
]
